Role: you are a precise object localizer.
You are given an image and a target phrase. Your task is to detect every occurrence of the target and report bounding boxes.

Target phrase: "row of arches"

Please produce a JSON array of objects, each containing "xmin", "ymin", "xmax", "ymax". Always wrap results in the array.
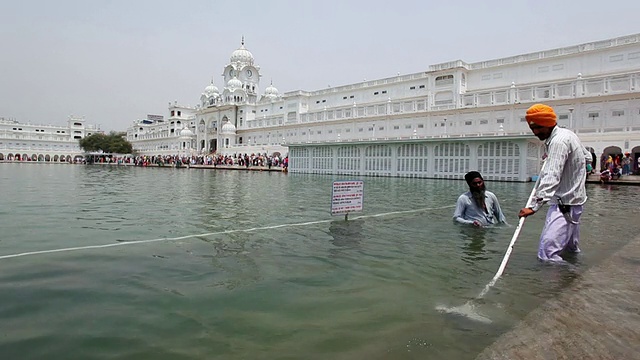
[
  {"xmin": 225, "ymin": 95, "xmax": 245, "ymax": 103},
  {"xmin": 0, "ymin": 153, "xmax": 83, "ymax": 162},
  {"xmin": 291, "ymin": 141, "xmax": 526, "ymax": 180},
  {"xmin": 290, "ymin": 141, "xmax": 640, "ymax": 180}
]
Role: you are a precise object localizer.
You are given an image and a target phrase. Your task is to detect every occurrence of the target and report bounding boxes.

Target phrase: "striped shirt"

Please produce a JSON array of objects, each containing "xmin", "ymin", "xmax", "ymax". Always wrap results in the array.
[{"xmin": 531, "ymin": 127, "xmax": 591, "ymax": 212}]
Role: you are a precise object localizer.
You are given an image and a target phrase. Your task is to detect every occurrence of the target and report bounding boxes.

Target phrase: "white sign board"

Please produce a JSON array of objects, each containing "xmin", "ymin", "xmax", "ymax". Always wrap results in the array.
[
  {"xmin": 331, "ymin": 180, "xmax": 364, "ymax": 215},
  {"xmin": 147, "ymin": 114, "xmax": 164, "ymax": 122}
]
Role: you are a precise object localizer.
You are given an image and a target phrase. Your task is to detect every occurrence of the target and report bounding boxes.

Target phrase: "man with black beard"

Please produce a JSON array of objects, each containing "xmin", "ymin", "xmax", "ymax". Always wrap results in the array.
[{"xmin": 453, "ymin": 171, "xmax": 507, "ymax": 227}]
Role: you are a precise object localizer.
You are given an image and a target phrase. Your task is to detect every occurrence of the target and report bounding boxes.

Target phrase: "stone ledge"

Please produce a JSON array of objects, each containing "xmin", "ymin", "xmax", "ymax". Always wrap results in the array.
[{"xmin": 476, "ymin": 237, "xmax": 640, "ymax": 360}]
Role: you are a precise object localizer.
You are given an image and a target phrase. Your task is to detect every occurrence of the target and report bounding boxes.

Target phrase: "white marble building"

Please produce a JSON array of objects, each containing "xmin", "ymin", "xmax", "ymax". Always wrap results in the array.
[
  {"xmin": 0, "ymin": 115, "xmax": 101, "ymax": 162},
  {"xmin": 126, "ymin": 107, "xmax": 199, "ymax": 157},
  {"xmin": 128, "ymin": 34, "xmax": 640, "ymax": 180},
  {"xmin": 126, "ymin": 38, "xmax": 285, "ymax": 157}
]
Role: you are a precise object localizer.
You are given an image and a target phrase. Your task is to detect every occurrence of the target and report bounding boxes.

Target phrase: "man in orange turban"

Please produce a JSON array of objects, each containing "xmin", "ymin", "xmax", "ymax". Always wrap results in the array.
[
  {"xmin": 519, "ymin": 104, "xmax": 592, "ymax": 262},
  {"xmin": 525, "ymin": 103, "xmax": 557, "ymax": 128}
]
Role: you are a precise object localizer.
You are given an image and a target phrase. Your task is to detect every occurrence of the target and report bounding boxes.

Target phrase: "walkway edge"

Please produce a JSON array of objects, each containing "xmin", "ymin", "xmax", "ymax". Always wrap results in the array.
[{"xmin": 475, "ymin": 236, "xmax": 640, "ymax": 360}]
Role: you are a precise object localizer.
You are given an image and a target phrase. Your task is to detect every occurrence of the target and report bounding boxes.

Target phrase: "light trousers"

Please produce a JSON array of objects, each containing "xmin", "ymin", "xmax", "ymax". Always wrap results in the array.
[{"xmin": 538, "ymin": 204, "xmax": 583, "ymax": 262}]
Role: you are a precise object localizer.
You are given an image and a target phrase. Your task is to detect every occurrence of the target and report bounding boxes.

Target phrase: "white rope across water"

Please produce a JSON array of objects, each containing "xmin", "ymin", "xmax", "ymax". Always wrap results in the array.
[{"xmin": 0, "ymin": 205, "xmax": 454, "ymax": 261}]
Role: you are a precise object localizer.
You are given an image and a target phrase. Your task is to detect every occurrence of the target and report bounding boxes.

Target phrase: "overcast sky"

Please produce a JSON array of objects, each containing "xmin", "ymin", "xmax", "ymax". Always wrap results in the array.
[{"xmin": 1, "ymin": 0, "xmax": 638, "ymax": 132}]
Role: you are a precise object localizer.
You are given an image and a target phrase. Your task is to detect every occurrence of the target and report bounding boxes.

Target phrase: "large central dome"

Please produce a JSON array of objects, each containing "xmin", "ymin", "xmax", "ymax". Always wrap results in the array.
[{"xmin": 230, "ymin": 38, "xmax": 254, "ymax": 65}]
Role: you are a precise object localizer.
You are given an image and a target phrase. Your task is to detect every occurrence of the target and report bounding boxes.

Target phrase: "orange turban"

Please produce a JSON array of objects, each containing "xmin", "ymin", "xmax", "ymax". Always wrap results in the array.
[{"xmin": 525, "ymin": 104, "xmax": 557, "ymax": 127}]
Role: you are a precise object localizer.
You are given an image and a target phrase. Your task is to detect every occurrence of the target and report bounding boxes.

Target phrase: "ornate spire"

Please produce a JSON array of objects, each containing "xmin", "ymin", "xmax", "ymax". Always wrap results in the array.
[{"xmin": 241, "ymin": 36, "xmax": 245, "ymax": 46}]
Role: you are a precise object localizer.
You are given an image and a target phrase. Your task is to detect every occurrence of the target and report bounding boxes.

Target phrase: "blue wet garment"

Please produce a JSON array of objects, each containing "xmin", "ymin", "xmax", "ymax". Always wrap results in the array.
[{"xmin": 453, "ymin": 190, "xmax": 506, "ymax": 226}]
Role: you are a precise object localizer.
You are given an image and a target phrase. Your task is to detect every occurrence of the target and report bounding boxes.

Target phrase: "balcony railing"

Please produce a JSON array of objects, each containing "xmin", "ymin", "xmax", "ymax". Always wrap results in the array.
[{"xmin": 243, "ymin": 72, "xmax": 639, "ymax": 133}]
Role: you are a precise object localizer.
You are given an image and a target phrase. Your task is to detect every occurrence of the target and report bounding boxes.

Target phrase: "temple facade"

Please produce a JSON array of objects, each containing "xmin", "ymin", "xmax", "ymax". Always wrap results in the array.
[
  {"xmin": 127, "ymin": 34, "xmax": 640, "ymax": 180},
  {"xmin": 0, "ymin": 115, "xmax": 101, "ymax": 162}
]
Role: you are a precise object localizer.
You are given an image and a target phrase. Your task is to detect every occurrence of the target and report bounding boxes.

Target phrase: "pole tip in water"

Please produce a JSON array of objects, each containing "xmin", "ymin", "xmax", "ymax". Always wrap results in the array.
[{"xmin": 435, "ymin": 303, "xmax": 493, "ymax": 324}]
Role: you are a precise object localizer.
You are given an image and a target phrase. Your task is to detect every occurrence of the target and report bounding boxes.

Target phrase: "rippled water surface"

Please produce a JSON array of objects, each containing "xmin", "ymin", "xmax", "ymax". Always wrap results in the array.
[{"xmin": 1, "ymin": 163, "xmax": 639, "ymax": 359}]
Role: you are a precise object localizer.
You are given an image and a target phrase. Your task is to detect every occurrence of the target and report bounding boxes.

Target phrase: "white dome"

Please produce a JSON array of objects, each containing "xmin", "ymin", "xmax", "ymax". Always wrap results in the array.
[
  {"xmin": 230, "ymin": 41, "xmax": 254, "ymax": 65},
  {"xmin": 180, "ymin": 126, "xmax": 194, "ymax": 137},
  {"xmin": 204, "ymin": 81, "xmax": 219, "ymax": 94},
  {"xmin": 221, "ymin": 120, "xmax": 236, "ymax": 134},
  {"xmin": 265, "ymin": 83, "xmax": 279, "ymax": 96},
  {"xmin": 227, "ymin": 77, "xmax": 243, "ymax": 91},
  {"xmin": 263, "ymin": 82, "xmax": 279, "ymax": 101}
]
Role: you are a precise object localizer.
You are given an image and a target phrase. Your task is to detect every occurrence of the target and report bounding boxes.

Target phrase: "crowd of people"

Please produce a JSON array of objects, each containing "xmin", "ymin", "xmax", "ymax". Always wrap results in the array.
[
  {"xmin": 86, "ymin": 153, "xmax": 289, "ymax": 171},
  {"xmin": 599, "ymin": 153, "xmax": 636, "ymax": 183}
]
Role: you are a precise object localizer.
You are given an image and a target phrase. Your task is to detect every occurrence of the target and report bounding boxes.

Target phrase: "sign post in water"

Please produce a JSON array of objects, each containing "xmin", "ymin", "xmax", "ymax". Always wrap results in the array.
[{"xmin": 331, "ymin": 180, "xmax": 364, "ymax": 220}]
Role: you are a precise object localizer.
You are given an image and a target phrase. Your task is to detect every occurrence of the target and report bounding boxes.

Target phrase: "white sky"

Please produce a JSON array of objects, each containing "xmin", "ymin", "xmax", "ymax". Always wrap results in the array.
[{"xmin": 1, "ymin": 0, "xmax": 638, "ymax": 132}]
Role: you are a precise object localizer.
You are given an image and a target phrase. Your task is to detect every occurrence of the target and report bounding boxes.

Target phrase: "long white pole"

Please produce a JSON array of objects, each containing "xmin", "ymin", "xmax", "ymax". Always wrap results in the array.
[{"xmin": 476, "ymin": 162, "xmax": 545, "ymax": 299}]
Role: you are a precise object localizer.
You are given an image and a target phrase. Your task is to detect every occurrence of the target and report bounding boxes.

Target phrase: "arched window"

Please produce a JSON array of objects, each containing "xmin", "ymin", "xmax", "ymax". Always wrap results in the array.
[
  {"xmin": 435, "ymin": 74, "xmax": 454, "ymax": 86},
  {"xmin": 434, "ymin": 91, "xmax": 453, "ymax": 105}
]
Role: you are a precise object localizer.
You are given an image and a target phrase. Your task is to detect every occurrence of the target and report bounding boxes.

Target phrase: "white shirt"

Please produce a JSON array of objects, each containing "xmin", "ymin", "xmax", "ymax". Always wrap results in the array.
[
  {"xmin": 531, "ymin": 127, "xmax": 591, "ymax": 211},
  {"xmin": 453, "ymin": 190, "xmax": 506, "ymax": 226}
]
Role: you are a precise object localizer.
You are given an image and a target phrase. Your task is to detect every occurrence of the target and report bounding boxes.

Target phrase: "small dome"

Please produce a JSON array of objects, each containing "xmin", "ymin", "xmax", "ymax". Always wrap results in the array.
[
  {"xmin": 221, "ymin": 120, "xmax": 236, "ymax": 134},
  {"xmin": 230, "ymin": 39, "xmax": 254, "ymax": 65},
  {"xmin": 265, "ymin": 83, "xmax": 279, "ymax": 96},
  {"xmin": 227, "ymin": 76, "xmax": 243, "ymax": 91},
  {"xmin": 180, "ymin": 126, "xmax": 194, "ymax": 137},
  {"xmin": 263, "ymin": 82, "xmax": 279, "ymax": 100},
  {"xmin": 204, "ymin": 81, "xmax": 219, "ymax": 94}
]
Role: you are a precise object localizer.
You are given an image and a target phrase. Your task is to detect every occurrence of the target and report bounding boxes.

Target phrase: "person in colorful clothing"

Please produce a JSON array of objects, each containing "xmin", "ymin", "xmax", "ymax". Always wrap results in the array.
[
  {"xmin": 622, "ymin": 153, "xmax": 631, "ymax": 175},
  {"xmin": 518, "ymin": 104, "xmax": 592, "ymax": 262},
  {"xmin": 453, "ymin": 171, "xmax": 507, "ymax": 227}
]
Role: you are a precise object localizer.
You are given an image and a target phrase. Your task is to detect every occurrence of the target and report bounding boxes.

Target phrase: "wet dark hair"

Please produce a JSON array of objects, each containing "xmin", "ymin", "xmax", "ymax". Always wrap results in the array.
[{"xmin": 464, "ymin": 171, "xmax": 483, "ymax": 185}]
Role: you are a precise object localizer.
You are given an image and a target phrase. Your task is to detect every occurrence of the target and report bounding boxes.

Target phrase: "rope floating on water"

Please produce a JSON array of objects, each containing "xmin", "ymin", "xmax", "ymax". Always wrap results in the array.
[{"xmin": 0, "ymin": 205, "xmax": 454, "ymax": 261}]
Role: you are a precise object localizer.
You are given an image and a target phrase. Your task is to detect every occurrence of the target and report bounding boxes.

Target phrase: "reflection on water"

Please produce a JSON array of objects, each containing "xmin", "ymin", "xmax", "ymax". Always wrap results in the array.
[
  {"xmin": 1, "ymin": 164, "xmax": 640, "ymax": 360},
  {"xmin": 458, "ymin": 225, "xmax": 491, "ymax": 262},
  {"xmin": 328, "ymin": 219, "xmax": 365, "ymax": 252}
]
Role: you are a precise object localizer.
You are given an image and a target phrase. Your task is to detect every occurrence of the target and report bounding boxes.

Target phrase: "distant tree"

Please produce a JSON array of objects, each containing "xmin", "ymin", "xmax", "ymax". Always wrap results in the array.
[{"xmin": 79, "ymin": 132, "xmax": 133, "ymax": 154}]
